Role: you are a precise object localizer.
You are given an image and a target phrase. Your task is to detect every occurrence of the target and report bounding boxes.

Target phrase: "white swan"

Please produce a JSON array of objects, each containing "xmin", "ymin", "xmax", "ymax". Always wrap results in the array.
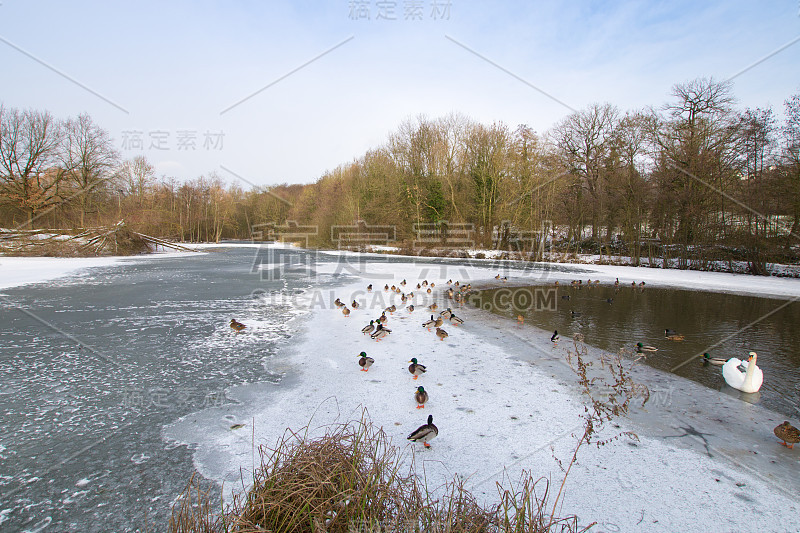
[{"xmin": 722, "ymin": 352, "xmax": 763, "ymax": 393}]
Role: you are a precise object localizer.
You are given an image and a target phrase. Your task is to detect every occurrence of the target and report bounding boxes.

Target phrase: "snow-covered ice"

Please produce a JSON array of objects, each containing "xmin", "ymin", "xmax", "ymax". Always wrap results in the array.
[{"xmin": 164, "ymin": 258, "xmax": 799, "ymax": 533}]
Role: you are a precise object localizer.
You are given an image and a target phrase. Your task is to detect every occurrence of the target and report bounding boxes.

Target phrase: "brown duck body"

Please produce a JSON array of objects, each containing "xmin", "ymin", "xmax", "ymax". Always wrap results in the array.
[
  {"xmin": 414, "ymin": 387, "xmax": 428, "ymax": 408},
  {"xmin": 230, "ymin": 319, "xmax": 246, "ymax": 332},
  {"xmin": 774, "ymin": 421, "xmax": 800, "ymax": 448},
  {"xmin": 359, "ymin": 354, "xmax": 375, "ymax": 371}
]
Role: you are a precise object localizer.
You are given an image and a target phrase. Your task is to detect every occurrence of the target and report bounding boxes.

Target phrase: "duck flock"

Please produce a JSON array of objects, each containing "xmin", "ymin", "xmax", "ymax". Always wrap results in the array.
[
  {"xmin": 332, "ymin": 278, "xmax": 471, "ymax": 447},
  {"xmin": 229, "ymin": 274, "xmax": 799, "ymax": 451}
]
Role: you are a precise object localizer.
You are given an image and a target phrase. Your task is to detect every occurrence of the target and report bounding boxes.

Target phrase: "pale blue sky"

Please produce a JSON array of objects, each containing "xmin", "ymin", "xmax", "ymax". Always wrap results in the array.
[{"xmin": 1, "ymin": 0, "xmax": 798, "ymax": 186}]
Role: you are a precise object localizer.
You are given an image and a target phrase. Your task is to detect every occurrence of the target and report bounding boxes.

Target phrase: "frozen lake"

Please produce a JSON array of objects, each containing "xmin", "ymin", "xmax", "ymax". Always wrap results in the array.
[
  {"xmin": 1, "ymin": 247, "xmax": 798, "ymax": 531},
  {"xmin": 0, "ymin": 247, "xmax": 317, "ymax": 531}
]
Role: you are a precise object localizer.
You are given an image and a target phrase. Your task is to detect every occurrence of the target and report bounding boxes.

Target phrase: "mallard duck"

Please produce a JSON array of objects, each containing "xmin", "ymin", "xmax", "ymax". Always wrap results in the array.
[
  {"xmin": 407, "ymin": 304, "xmax": 415, "ymax": 312},
  {"xmin": 416, "ymin": 283, "xmax": 421, "ymax": 289},
  {"xmin": 550, "ymin": 330, "xmax": 559, "ymax": 343},
  {"xmin": 384, "ymin": 284, "xmax": 389, "ymax": 291},
  {"xmin": 367, "ymin": 284, "xmax": 373, "ymax": 292},
  {"xmin": 428, "ymin": 303, "xmax": 438, "ymax": 312},
  {"xmin": 449, "ymin": 314, "xmax": 464, "ymax": 326},
  {"xmin": 423, "ymin": 315, "xmax": 436, "ymax": 330},
  {"xmin": 401, "ymin": 279, "xmax": 407, "ymax": 286},
  {"xmin": 352, "ymin": 300, "xmax": 360, "ymax": 309},
  {"xmin": 408, "ymin": 358, "xmax": 426, "ymax": 379},
  {"xmin": 447, "ymin": 279, "xmax": 452, "ymax": 285},
  {"xmin": 614, "ymin": 278, "xmax": 619, "ymax": 286},
  {"xmin": 334, "ymin": 298, "xmax": 344, "ymax": 308},
  {"xmin": 434, "ymin": 316, "xmax": 443, "ymax": 328},
  {"xmin": 358, "ymin": 352, "xmax": 374, "ymax": 371},
  {"xmin": 385, "ymin": 305, "xmax": 395, "ymax": 314},
  {"xmin": 636, "ymin": 342, "xmax": 658, "ymax": 353},
  {"xmin": 700, "ymin": 352, "xmax": 726, "ymax": 365},
  {"xmin": 501, "ymin": 276, "xmax": 508, "ymax": 282},
  {"xmin": 426, "ymin": 288, "xmax": 432, "ymax": 294},
  {"xmin": 380, "ymin": 313, "xmax": 388, "ymax": 323},
  {"xmin": 391, "ymin": 285, "xmax": 397, "ymax": 292},
  {"xmin": 516, "ymin": 315, "xmax": 524, "ymax": 326},
  {"xmin": 435, "ymin": 327, "xmax": 448, "ymax": 341},
  {"xmin": 407, "ymin": 414, "xmax": 438, "ymax": 448},
  {"xmin": 571, "ymin": 310, "xmax": 581, "ymax": 318},
  {"xmin": 342, "ymin": 307, "xmax": 350, "ymax": 317},
  {"xmin": 371, "ymin": 323, "xmax": 391, "ymax": 341},
  {"xmin": 230, "ymin": 319, "xmax": 246, "ymax": 332},
  {"xmin": 414, "ymin": 386, "xmax": 428, "ymax": 409},
  {"xmin": 665, "ymin": 329, "xmax": 685, "ymax": 341},
  {"xmin": 362, "ymin": 320, "xmax": 375, "ymax": 335},
  {"xmin": 422, "ymin": 280, "xmax": 428, "ymax": 286},
  {"xmin": 774, "ymin": 421, "xmax": 800, "ymax": 449},
  {"xmin": 722, "ymin": 352, "xmax": 763, "ymax": 393},
  {"xmin": 495, "ymin": 274, "xmax": 501, "ymax": 279},
  {"xmin": 455, "ymin": 281, "xmax": 460, "ymax": 286},
  {"xmin": 440, "ymin": 308, "xmax": 452, "ymax": 320},
  {"xmin": 639, "ymin": 282, "xmax": 645, "ymax": 287},
  {"xmin": 446, "ymin": 288, "xmax": 454, "ymax": 299},
  {"xmin": 561, "ymin": 295, "xmax": 570, "ymax": 300}
]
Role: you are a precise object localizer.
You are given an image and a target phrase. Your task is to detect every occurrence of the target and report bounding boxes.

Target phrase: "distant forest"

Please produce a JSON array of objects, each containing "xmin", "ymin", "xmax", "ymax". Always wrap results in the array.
[{"xmin": 2, "ymin": 77, "xmax": 799, "ymax": 271}]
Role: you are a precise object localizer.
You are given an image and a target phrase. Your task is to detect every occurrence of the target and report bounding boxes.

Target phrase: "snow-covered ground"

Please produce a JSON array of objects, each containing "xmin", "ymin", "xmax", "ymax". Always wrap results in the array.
[{"xmin": 3, "ymin": 246, "xmax": 799, "ymax": 532}]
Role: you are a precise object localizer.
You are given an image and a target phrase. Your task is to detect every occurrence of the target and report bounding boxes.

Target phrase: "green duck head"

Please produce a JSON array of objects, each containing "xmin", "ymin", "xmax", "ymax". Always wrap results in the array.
[
  {"xmin": 359, "ymin": 351, "xmax": 367, "ymax": 357},
  {"xmin": 417, "ymin": 386, "xmax": 425, "ymax": 393},
  {"xmin": 410, "ymin": 357, "xmax": 418, "ymax": 364},
  {"xmin": 636, "ymin": 342, "xmax": 643, "ymax": 347}
]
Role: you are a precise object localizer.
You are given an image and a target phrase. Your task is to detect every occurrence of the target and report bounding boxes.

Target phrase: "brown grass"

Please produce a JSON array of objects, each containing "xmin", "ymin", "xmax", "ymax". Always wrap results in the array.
[{"xmin": 168, "ymin": 412, "xmax": 589, "ymax": 533}]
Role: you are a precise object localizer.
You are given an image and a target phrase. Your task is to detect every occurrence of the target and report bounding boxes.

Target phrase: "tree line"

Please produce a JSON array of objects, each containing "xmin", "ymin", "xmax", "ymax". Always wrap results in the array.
[{"xmin": 1, "ymin": 78, "xmax": 799, "ymax": 270}]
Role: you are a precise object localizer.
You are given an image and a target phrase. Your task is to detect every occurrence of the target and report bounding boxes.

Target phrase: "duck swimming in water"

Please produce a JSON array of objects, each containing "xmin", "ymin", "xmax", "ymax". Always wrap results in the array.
[
  {"xmin": 700, "ymin": 352, "xmax": 726, "ymax": 365},
  {"xmin": 665, "ymin": 329, "xmax": 685, "ymax": 341}
]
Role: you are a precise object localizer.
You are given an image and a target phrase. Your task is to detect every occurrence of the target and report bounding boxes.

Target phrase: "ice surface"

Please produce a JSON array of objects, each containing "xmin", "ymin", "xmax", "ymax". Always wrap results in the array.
[{"xmin": 165, "ymin": 259, "xmax": 799, "ymax": 533}]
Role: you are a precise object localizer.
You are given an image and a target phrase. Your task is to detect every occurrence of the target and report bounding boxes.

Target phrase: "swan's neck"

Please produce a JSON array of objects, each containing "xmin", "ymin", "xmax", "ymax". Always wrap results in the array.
[{"xmin": 742, "ymin": 356, "xmax": 757, "ymax": 387}]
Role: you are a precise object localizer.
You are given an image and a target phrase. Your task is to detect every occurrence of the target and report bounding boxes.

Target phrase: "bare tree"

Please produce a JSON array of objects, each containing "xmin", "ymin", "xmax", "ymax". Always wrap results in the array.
[
  {"xmin": 650, "ymin": 78, "xmax": 738, "ymax": 254},
  {"xmin": 116, "ymin": 155, "xmax": 155, "ymax": 206},
  {"xmin": 0, "ymin": 106, "xmax": 63, "ymax": 227},
  {"xmin": 551, "ymin": 103, "xmax": 619, "ymax": 241},
  {"xmin": 61, "ymin": 113, "xmax": 120, "ymax": 227}
]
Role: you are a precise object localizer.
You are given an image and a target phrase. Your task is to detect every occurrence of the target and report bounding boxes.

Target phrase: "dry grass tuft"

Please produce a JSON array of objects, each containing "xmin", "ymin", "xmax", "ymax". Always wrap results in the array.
[{"xmin": 168, "ymin": 411, "xmax": 589, "ymax": 533}]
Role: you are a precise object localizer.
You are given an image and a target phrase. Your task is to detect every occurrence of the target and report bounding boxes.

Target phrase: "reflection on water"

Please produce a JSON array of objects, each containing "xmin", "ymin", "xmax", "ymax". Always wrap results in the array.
[{"xmin": 470, "ymin": 283, "xmax": 800, "ymax": 417}]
